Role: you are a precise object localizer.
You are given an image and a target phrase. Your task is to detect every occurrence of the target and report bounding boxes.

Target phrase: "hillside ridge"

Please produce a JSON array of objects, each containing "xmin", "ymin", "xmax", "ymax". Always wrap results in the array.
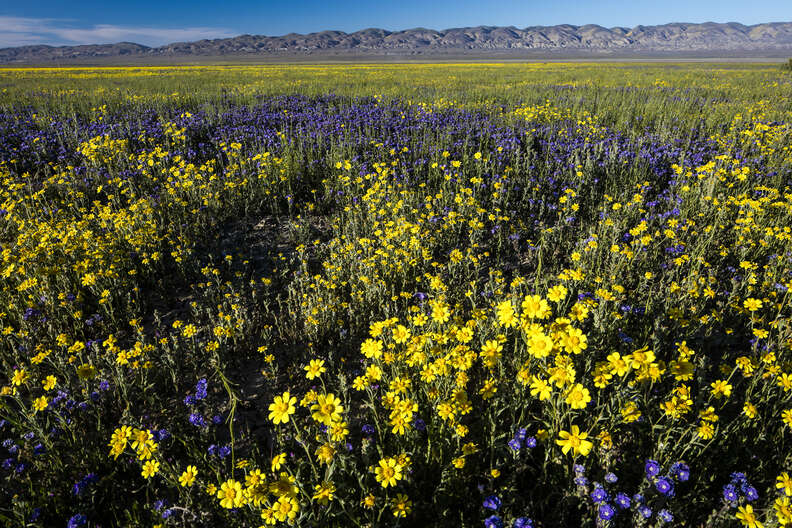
[{"xmin": 2, "ymin": 21, "xmax": 792, "ymax": 63}]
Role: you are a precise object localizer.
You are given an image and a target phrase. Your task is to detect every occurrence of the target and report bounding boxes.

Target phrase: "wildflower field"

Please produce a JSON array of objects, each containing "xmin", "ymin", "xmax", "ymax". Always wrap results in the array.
[{"xmin": 2, "ymin": 62, "xmax": 792, "ymax": 527}]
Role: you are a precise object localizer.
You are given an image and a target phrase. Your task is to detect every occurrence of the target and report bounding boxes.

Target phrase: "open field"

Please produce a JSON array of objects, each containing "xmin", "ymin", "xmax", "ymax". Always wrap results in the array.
[
  {"xmin": 1, "ymin": 53, "xmax": 789, "ymax": 68},
  {"xmin": 1, "ymin": 63, "xmax": 792, "ymax": 527}
]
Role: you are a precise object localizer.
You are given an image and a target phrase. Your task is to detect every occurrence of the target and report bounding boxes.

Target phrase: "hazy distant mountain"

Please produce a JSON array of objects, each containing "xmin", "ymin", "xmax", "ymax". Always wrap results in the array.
[{"xmin": 2, "ymin": 22, "xmax": 792, "ymax": 63}]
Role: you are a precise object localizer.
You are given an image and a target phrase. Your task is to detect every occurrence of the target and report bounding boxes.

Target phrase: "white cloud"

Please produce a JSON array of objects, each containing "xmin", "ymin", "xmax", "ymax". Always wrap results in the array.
[{"xmin": 0, "ymin": 16, "xmax": 236, "ymax": 48}]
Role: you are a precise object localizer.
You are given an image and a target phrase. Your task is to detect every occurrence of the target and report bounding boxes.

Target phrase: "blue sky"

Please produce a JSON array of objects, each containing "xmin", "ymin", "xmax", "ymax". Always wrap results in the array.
[{"xmin": 1, "ymin": 0, "xmax": 790, "ymax": 48}]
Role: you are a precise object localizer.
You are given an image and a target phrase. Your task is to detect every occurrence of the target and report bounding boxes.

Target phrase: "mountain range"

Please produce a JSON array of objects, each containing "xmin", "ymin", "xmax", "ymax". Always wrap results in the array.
[{"xmin": 2, "ymin": 22, "xmax": 792, "ymax": 63}]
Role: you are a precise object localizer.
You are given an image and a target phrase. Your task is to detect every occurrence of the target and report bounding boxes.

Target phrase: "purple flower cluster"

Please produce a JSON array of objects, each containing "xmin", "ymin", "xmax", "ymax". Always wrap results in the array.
[
  {"xmin": 185, "ymin": 378, "xmax": 213, "ymax": 427},
  {"xmin": 208, "ymin": 444, "xmax": 232, "ymax": 458},
  {"xmin": 508, "ymin": 428, "xmax": 537, "ymax": 452},
  {"xmin": 723, "ymin": 472, "xmax": 758, "ymax": 506},
  {"xmin": 67, "ymin": 513, "xmax": 87, "ymax": 528},
  {"xmin": 576, "ymin": 460, "xmax": 690, "ymax": 524},
  {"xmin": 482, "ymin": 494, "xmax": 533, "ymax": 528},
  {"xmin": 72, "ymin": 473, "xmax": 98, "ymax": 496}
]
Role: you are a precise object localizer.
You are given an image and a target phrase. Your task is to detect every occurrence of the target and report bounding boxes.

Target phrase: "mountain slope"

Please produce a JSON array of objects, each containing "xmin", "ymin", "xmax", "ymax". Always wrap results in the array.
[{"xmin": 2, "ymin": 21, "xmax": 792, "ymax": 63}]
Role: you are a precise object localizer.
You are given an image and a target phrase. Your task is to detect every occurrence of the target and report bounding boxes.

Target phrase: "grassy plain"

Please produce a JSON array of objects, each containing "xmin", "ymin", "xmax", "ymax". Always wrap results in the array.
[{"xmin": 0, "ymin": 63, "xmax": 791, "ymax": 527}]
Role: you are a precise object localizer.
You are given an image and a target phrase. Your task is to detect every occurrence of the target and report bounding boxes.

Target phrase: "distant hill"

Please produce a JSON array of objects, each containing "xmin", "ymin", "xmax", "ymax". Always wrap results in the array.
[{"xmin": 2, "ymin": 22, "xmax": 792, "ymax": 63}]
